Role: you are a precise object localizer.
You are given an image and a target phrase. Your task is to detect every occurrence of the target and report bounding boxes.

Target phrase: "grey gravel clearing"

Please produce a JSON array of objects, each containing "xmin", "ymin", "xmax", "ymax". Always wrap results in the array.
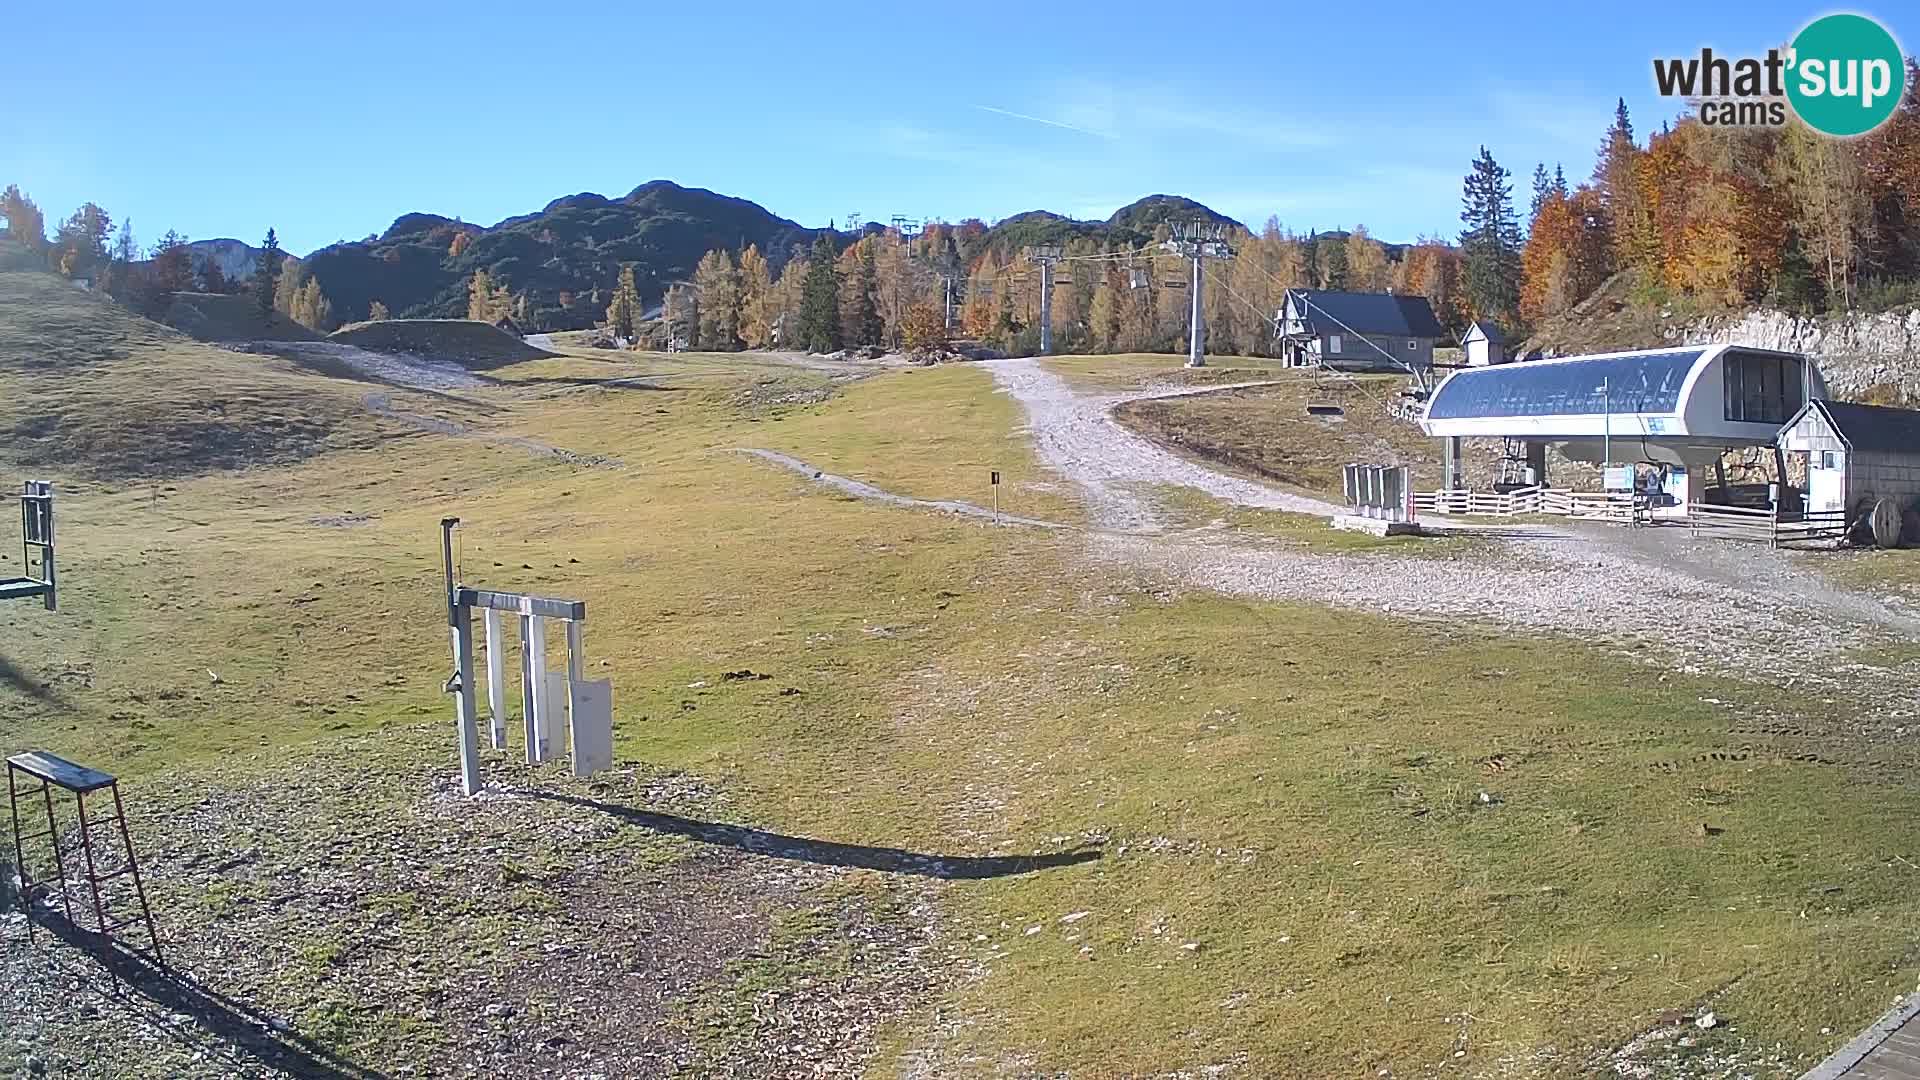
[
  {"xmin": 987, "ymin": 356, "xmax": 1920, "ymax": 702},
  {"xmin": 0, "ymin": 730, "xmax": 938, "ymax": 1079}
]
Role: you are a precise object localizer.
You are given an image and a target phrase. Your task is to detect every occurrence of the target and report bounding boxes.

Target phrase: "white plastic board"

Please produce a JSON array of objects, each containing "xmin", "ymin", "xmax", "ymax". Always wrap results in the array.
[{"xmin": 569, "ymin": 678, "xmax": 613, "ymax": 778}]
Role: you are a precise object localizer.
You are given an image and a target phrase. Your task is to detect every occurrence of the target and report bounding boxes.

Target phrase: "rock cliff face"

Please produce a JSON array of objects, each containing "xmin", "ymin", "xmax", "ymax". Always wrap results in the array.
[{"xmin": 1683, "ymin": 308, "xmax": 1920, "ymax": 403}]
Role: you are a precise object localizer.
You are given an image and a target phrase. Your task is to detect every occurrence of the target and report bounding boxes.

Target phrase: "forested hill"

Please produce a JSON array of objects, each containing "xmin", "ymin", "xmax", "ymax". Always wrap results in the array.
[{"xmin": 298, "ymin": 181, "xmax": 831, "ymax": 331}]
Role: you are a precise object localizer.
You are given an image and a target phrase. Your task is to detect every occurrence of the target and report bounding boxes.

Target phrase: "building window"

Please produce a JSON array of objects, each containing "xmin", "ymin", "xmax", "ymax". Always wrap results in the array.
[
  {"xmin": 1724, "ymin": 350, "xmax": 1804, "ymax": 424},
  {"xmin": 1328, "ymin": 334, "xmax": 1343, "ymax": 353},
  {"xmin": 1408, "ymin": 339, "xmax": 1417, "ymax": 350}
]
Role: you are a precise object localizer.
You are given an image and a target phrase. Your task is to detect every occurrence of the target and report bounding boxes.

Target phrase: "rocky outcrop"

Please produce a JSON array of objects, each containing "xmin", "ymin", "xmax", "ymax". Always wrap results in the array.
[{"xmin": 1679, "ymin": 307, "xmax": 1920, "ymax": 403}]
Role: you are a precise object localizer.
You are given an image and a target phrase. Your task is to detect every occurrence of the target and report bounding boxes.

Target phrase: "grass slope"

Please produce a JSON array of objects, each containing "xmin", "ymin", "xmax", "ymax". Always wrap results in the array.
[
  {"xmin": 328, "ymin": 318, "xmax": 556, "ymax": 368},
  {"xmin": 161, "ymin": 291, "xmax": 321, "ymax": 342},
  {"xmin": 0, "ymin": 349, "xmax": 1915, "ymax": 1075},
  {"xmin": 0, "ymin": 271, "xmax": 392, "ymax": 479}
]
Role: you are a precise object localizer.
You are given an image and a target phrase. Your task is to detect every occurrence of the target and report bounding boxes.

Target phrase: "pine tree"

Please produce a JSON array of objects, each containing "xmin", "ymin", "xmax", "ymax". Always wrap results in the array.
[
  {"xmin": 1459, "ymin": 146, "xmax": 1525, "ymax": 322},
  {"xmin": 840, "ymin": 239, "xmax": 881, "ymax": 346},
  {"xmin": 254, "ymin": 228, "xmax": 283, "ymax": 317},
  {"xmin": 368, "ymin": 300, "xmax": 391, "ymax": 321},
  {"xmin": 604, "ymin": 264, "xmax": 641, "ymax": 340},
  {"xmin": 797, "ymin": 236, "xmax": 842, "ymax": 352},
  {"xmin": 1531, "ymin": 163, "xmax": 1553, "ymax": 223}
]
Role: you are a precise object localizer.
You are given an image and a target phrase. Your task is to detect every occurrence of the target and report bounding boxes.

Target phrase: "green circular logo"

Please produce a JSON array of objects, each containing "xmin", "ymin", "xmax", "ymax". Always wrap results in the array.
[{"xmin": 1786, "ymin": 13, "xmax": 1907, "ymax": 137}]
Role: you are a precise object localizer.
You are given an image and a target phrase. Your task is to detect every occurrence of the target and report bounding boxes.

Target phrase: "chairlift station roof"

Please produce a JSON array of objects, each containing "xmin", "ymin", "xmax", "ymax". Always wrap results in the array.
[{"xmin": 1420, "ymin": 345, "xmax": 1826, "ymax": 453}]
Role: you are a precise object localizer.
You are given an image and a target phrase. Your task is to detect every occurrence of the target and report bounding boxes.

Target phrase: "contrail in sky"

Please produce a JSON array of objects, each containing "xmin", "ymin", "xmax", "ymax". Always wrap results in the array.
[{"xmin": 972, "ymin": 104, "xmax": 1117, "ymax": 140}]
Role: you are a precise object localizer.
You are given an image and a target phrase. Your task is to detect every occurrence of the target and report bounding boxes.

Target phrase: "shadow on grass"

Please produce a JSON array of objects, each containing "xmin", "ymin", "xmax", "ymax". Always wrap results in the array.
[
  {"xmin": 0, "ymin": 652, "xmax": 72, "ymax": 711},
  {"xmin": 24, "ymin": 911, "xmax": 390, "ymax": 1080},
  {"xmin": 535, "ymin": 792, "xmax": 1101, "ymax": 880}
]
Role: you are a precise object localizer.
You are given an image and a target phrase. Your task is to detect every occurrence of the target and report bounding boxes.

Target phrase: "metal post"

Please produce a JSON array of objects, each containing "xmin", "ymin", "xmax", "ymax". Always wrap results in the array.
[
  {"xmin": 40, "ymin": 780, "xmax": 71, "ymax": 924},
  {"xmin": 73, "ymin": 793, "xmax": 108, "ymax": 936},
  {"xmin": 1602, "ymin": 377, "xmax": 1611, "ymax": 469},
  {"xmin": 452, "ymin": 608, "xmax": 479, "ymax": 794},
  {"xmin": 1038, "ymin": 261, "xmax": 1054, "ymax": 356},
  {"xmin": 110, "ymin": 785, "xmax": 163, "ymax": 963},
  {"xmin": 519, "ymin": 612, "xmax": 536, "ymax": 757},
  {"xmin": 7, "ymin": 766, "xmax": 29, "ymax": 944},
  {"xmin": 1188, "ymin": 254, "xmax": 1205, "ymax": 367},
  {"xmin": 527, "ymin": 615, "xmax": 549, "ymax": 763},
  {"xmin": 484, "ymin": 609, "xmax": 507, "ymax": 750}
]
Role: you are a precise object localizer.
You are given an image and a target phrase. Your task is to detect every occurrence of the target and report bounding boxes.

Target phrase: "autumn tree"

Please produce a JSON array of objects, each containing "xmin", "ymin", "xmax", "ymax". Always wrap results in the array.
[
  {"xmin": 662, "ymin": 283, "xmax": 698, "ymax": 349},
  {"xmin": 467, "ymin": 268, "xmax": 512, "ymax": 322},
  {"xmin": 900, "ymin": 302, "xmax": 947, "ymax": 358},
  {"xmin": 1777, "ymin": 119, "xmax": 1873, "ymax": 309},
  {"xmin": 1397, "ymin": 240, "xmax": 1467, "ymax": 330},
  {"xmin": 1459, "ymin": 147, "xmax": 1524, "ymax": 323},
  {"xmin": 692, "ymin": 248, "xmax": 741, "ymax": 349},
  {"xmin": 737, "ymin": 245, "xmax": 774, "ymax": 348},
  {"xmin": 0, "ymin": 185, "xmax": 46, "ymax": 252},
  {"xmin": 770, "ymin": 249, "xmax": 810, "ymax": 347},
  {"xmin": 797, "ymin": 236, "xmax": 842, "ymax": 352},
  {"xmin": 1344, "ymin": 225, "xmax": 1391, "ymax": 292},
  {"xmin": 604, "ymin": 264, "xmax": 641, "ymax": 340}
]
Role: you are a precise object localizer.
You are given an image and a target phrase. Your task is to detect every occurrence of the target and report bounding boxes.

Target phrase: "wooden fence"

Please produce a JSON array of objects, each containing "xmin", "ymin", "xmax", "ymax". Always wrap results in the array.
[
  {"xmin": 1412, "ymin": 487, "xmax": 1636, "ymax": 522},
  {"xmin": 1687, "ymin": 503, "xmax": 1849, "ymax": 547},
  {"xmin": 1415, "ymin": 487, "xmax": 1850, "ymax": 544}
]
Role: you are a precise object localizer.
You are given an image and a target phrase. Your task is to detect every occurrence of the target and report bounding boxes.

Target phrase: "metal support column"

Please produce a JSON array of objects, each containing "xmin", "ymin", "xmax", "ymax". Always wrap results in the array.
[
  {"xmin": 1188, "ymin": 254, "xmax": 1205, "ymax": 367},
  {"xmin": 1038, "ymin": 261, "xmax": 1054, "ymax": 356}
]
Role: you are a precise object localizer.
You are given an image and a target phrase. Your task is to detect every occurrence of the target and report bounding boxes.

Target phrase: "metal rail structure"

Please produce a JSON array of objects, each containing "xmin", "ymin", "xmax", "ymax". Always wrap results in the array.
[
  {"xmin": 1344, "ymin": 464, "xmax": 1415, "ymax": 523},
  {"xmin": 1, "ymin": 481, "xmax": 55, "ymax": 611},
  {"xmin": 1163, "ymin": 221, "xmax": 1235, "ymax": 368},
  {"xmin": 7, "ymin": 750, "xmax": 163, "ymax": 960},
  {"xmin": 440, "ymin": 519, "xmax": 613, "ymax": 795}
]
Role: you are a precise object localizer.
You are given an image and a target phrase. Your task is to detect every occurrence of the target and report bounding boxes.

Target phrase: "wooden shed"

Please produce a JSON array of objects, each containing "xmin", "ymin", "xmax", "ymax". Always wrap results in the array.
[{"xmin": 1778, "ymin": 399, "xmax": 1920, "ymax": 521}]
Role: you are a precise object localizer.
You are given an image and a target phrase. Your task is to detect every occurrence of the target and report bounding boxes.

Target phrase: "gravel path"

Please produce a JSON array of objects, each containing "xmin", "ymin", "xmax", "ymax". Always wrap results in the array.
[
  {"xmin": 272, "ymin": 340, "xmax": 490, "ymax": 392},
  {"xmin": 987, "ymin": 356, "xmax": 1920, "ymax": 696},
  {"xmin": 983, "ymin": 359, "xmax": 1341, "ymax": 530}
]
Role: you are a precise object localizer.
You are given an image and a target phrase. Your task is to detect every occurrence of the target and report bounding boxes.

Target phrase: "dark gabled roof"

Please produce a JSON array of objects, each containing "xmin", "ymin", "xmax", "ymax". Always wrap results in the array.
[
  {"xmin": 1797, "ymin": 398, "xmax": 1920, "ymax": 453},
  {"xmin": 1463, "ymin": 319, "xmax": 1506, "ymax": 344},
  {"xmin": 1286, "ymin": 289, "xmax": 1445, "ymax": 339}
]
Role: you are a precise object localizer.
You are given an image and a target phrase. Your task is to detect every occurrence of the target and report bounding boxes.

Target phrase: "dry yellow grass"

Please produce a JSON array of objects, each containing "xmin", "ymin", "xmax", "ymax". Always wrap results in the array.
[{"xmin": 0, "ymin": 327, "xmax": 1914, "ymax": 1074}]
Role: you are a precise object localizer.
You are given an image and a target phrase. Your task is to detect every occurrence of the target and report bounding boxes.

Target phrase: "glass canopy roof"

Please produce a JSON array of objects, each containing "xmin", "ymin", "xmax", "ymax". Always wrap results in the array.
[{"xmin": 1427, "ymin": 349, "xmax": 1707, "ymax": 420}]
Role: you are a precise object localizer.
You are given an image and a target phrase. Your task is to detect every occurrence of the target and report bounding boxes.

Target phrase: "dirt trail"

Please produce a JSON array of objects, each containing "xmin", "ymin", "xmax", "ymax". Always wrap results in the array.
[
  {"xmin": 983, "ymin": 359, "xmax": 1341, "ymax": 530},
  {"xmin": 739, "ymin": 449, "xmax": 1061, "ymax": 528}
]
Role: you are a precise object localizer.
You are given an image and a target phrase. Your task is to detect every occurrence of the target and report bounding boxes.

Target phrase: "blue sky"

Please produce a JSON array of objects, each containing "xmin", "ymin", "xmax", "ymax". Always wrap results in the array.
[{"xmin": 3, "ymin": 1, "xmax": 1912, "ymax": 256}]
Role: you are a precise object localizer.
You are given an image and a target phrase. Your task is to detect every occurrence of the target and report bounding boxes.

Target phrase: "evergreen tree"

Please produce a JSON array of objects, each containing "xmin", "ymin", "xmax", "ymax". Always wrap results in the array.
[
  {"xmin": 1459, "ymin": 146, "xmax": 1525, "ymax": 322},
  {"xmin": 254, "ymin": 227, "xmax": 283, "ymax": 317},
  {"xmin": 1530, "ymin": 162, "xmax": 1553, "ymax": 223},
  {"xmin": 368, "ymin": 300, "xmax": 391, "ymax": 321},
  {"xmin": 797, "ymin": 236, "xmax": 842, "ymax": 352},
  {"xmin": 840, "ymin": 239, "xmax": 881, "ymax": 346}
]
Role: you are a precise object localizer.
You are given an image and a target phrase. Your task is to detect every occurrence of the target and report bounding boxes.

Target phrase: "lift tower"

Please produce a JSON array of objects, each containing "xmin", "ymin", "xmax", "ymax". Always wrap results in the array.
[{"xmin": 1163, "ymin": 221, "xmax": 1235, "ymax": 367}]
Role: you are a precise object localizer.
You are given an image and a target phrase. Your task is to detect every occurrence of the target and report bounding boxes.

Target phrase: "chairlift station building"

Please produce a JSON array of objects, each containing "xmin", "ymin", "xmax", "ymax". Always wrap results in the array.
[{"xmin": 1420, "ymin": 344, "xmax": 1827, "ymax": 506}]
